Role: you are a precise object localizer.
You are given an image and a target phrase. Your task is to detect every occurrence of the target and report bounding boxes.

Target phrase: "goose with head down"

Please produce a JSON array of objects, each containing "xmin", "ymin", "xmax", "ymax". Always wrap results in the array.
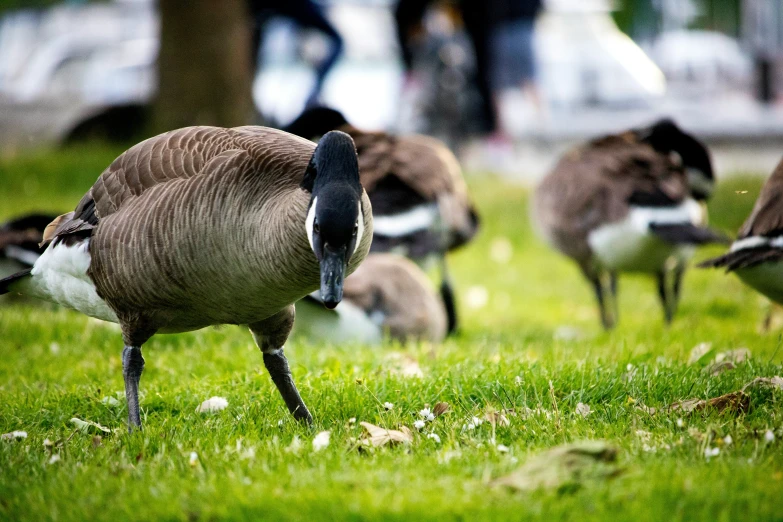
[
  {"xmin": 534, "ymin": 119, "xmax": 724, "ymax": 328},
  {"xmin": 0, "ymin": 126, "xmax": 373, "ymax": 429},
  {"xmin": 284, "ymin": 106, "xmax": 479, "ymax": 334}
]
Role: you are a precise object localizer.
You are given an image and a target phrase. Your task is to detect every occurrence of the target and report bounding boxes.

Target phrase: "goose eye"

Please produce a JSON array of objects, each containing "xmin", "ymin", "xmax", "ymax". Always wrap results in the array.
[
  {"xmin": 353, "ymin": 222, "xmax": 359, "ymax": 236},
  {"xmin": 314, "ymin": 222, "xmax": 320, "ymax": 234}
]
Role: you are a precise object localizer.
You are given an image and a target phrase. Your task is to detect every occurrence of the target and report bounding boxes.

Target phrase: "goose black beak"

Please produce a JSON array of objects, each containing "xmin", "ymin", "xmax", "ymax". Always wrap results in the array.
[{"xmin": 320, "ymin": 244, "xmax": 347, "ymax": 309}]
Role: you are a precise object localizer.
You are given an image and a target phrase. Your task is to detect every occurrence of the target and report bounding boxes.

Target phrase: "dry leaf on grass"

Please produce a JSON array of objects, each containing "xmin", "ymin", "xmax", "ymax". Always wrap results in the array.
[
  {"xmin": 492, "ymin": 441, "xmax": 621, "ymax": 492},
  {"xmin": 385, "ymin": 353, "xmax": 424, "ymax": 378},
  {"xmin": 705, "ymin": 361, "xmax": 736, "ymax": 376},
  {"xmin": 742, "ymin": 376, "xmax": 783, "ymax": 392},
  {"xmin": 688, "ymin": 343, "xmax": 714, "ymax": 365},
  {"xmin": 704, "ymin": 348, "xmax": 751, "ymax": 375},
  {"xmin": 70, "ymin": 417, "xmax": 111, "ymax": 435},
  {"xmin": 668, "ymin": 391, "xmax": 750, "ymax": 414},
  {"xmin": 359, "ymin": 422, "xmax": 413, "ymax": 447},
  {"xmin": 484, "ymin": 411, "xmax": 511, "ymax": 427},
  {"xmin": 432, "ymin": 402, "xmax": 450, "ymax": 417},
  {"xmin": 575, "ymin": 403, "xmax": 591, "ymax": 418}
]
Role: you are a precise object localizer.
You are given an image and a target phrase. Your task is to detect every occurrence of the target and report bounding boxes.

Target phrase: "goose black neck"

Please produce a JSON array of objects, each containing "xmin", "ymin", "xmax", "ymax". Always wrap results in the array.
[
  {"xmin": 300, "ymin": 131, "xmax": 361, "ymax": 196},
  {"xmin": 284, "ymin": 107, "xmax": 349, "ymax": 140}
]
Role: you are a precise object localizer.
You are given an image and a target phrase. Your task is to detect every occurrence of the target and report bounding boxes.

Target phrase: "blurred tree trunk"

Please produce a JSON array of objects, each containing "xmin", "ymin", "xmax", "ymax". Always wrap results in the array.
[{"xmin": 154, "ymin": 0, "xmax": 253, "ymax": 132}]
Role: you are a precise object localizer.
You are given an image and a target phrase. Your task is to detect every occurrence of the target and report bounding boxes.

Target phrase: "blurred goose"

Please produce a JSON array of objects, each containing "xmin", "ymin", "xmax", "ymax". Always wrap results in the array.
[
  {"xmin": 0, "ymin": 213, "xmax": 57, "ymax": 276},
  {"xmin": 534, "ymin": 119, "xmax": 725, "ymax": 328},
  {"xmin": 700, "ymin": 157, "xmax": 783, "ymax": 303},
  {"xmin": 296, "ymin": 253, "xmax": 448, "ymax": 344},
  {"xmin": 284, "ymin": 106, "xmax": 479, "ymax": 334},
  {"xmin": 0, "ymin": 126, "xmax": 373, "ymax": 429}
]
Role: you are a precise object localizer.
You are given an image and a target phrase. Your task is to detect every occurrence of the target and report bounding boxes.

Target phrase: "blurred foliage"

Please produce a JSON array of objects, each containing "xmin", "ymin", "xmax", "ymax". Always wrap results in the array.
[
  {"xmin": 0, "ymin": 0, "xmax": 104, "ymax": 14},
  {"xmin": 613, "ymin": 0, "xmax": 742, "ymax": 37}
]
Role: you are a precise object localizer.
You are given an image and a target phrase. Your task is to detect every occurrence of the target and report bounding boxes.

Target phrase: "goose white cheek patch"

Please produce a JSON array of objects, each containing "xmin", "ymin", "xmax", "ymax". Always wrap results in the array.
[
  {"xmin": 306, "ymin": 196, "xmax": 317, "ymax": 251},
  {"xmin": 354, "ymin": 201, "xmax": 364, "ymax": 255}
]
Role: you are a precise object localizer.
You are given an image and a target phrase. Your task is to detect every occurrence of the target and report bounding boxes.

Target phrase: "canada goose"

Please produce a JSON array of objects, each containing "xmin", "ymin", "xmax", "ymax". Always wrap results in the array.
[
  {"xmin": 534, "ymin": 119, "xmax": 725, "ymax": 328},
  {"xmin": 295, "ymin": 253, "xmax": 448, "ymax": 344},
  {"xmin": 0, "ymin": 213, "xmax": 57, "ymax": 276},
  {"xmin": 0, "ymin": 126, "xmax": 373, "ymax": 429},
  {"xmin": 284, "ymin": 106, "xmax": 479, "ymax": 334},
  {"xmin": 700, "ymin": 157, "xmax": 783, "ymax": 303}
]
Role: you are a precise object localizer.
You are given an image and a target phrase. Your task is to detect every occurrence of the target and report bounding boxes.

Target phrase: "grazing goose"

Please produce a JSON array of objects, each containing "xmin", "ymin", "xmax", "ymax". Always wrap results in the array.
[
  {"xmin": 0, "ymin": 213, "xmax": 57, "ymax": 277},
  {"xmin": 0, "ymin": 126, "xmax": 373, "ymax": 429},
  {"xmin": 295, "ymin": 253, "xmax": 448, "ymax": 344},
  {"xmin": 534, "ymin": 119, "xmax": 725, "ymax": 328},
  {"xmin": 700, "ymin": 157, "xmax": 783, "ymax": 303},
  {"xmin": 284, "ymin": 106, "xmax": 479, "ymax": 334}
]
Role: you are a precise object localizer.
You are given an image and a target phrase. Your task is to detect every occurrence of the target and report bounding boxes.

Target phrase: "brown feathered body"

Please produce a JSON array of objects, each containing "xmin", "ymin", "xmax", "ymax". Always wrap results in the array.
[{"xmin": 28, "ymin": 126, "xmax": 373, "ymax": 333}]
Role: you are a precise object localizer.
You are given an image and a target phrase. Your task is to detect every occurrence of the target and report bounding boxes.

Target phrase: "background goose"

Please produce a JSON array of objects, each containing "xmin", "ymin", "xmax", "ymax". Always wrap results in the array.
[
  {"xmin": 283, "ymin": 106, "xmax": 479, "ymax": 335},
  {"xmin": 534, "ymin": 119, "xmax": 725, "ymax": 328},
  {"xmin": 0, "ymin": 126, "xmax": 373, "ymax": 429},
  {"xmin": 296, "ymin": 253, "xmax": 448, "ymax": 344},
  {"xmin": 700, "ymin": 157, "xmax": 783, "ymax": 304},
  {"xmin": 0, "ymin": 213, "xmax": 56, "ymax": 278}
]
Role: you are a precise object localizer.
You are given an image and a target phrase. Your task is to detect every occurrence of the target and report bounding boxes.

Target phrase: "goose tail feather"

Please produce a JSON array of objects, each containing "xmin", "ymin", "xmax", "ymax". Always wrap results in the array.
[
  {"xmin": 650, "ymin": 224, "xmax": 729, "ymax": 245},
  {"xmin": 0, "ymin": 268, "xmax": 32, "ymax": 295}
]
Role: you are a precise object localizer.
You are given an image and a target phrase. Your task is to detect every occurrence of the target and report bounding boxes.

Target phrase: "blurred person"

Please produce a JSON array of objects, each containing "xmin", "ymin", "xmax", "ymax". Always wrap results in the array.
[
  {"xmin": 396, "ymin": 0, "xmax": 497, "ymax": 135},
  {"xmin": 485, "ymin": 0, "xmax": 544, "ymax": 144},
  {"xmin": 250, "ymin": 0, "xmax": 344, "ymax": 108}
]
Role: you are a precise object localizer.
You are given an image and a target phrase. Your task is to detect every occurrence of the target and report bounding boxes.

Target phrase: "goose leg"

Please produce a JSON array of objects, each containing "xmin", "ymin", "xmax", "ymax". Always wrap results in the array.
[
  {"xmin": 657, "ymin": 270, "xmax": 674, "ymax": 324},
  {"xmin": 672, "ymin": 263, "xmax": 685, "ymax": 317},
  {"xmin": 250, "ymin": 306, "xmax": 312, "ymax": 424},
  {"xmin": 122, "ymin": 345, "xmax": 145, "ymax": 431},
  {"xmin": 439, "ymin": 259, "xmax": 458, "ymax": 335},
  {"xmin": 583, "ymin": 266, "xmax": 614, "ymax": 330},
  {"xmin": 609, "ymin": 271, "xmax": 619, "ymax": 325}
]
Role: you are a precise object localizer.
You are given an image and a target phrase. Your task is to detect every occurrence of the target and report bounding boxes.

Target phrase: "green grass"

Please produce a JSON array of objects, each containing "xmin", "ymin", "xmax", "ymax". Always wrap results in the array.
[{"xmin": 1, "ymin": 147, "xmax": 782, "ymax": 521}]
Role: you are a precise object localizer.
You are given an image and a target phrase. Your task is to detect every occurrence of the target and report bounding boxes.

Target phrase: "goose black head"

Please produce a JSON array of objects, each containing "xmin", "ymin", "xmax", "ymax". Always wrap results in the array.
[
  {"xmin": 284, "ymin": 106, "xmax": 349, "ymax": 141},
  {"xmin": 638, "ymin": 118, "xmax": 714, "ymax": 200},
  {"xmin": 301, "ymin": 130, "xmax": 365, "ymax": 309}
]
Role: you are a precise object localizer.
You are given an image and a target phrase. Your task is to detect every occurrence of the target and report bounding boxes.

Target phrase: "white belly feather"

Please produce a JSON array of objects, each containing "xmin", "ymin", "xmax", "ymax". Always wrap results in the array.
[
  {"xmin": 588, "ymin": 200, "xmax": 702, "ymax": 272},
  {"xmin": 26, "ymin": 239, "xmax": 118, "ymax": 323}
]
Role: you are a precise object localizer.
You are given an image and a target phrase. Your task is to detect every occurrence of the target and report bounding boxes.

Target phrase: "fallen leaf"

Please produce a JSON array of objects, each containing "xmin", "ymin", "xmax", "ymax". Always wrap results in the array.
[
  {"xmin": 742, "ymin": 376, "xmax": 783, "ymax": 392},
  {"xmin": 668, "ymin": 391, "xmax": 750, "ymax": 414},
  {"xmin": 432, "ymin": 402, "xmax": 450, "ymax": 417},
  {"xmin": 70, "ymin": 417, "xmax": 111, "ymax": 435},
  {"xmin": 688, "ymin": 343, "xmax": 714, "ymax": 365},
  {"xmin": 635, "ymin": 403, "xmax": 657, "ymax": 415},
  {"xmin": 575, "ymin": 403, "xmax": 591, "ymax": 418},
  {"xmin": 492, "ymin": 441, "xmax": 621, "ymax": 492},
  {"xmin": 484, "ymin": 411, "xmax": 511, "ymax": 427},
  {"xmin": 359, "ymin": 422, "xmax": 413, "ymax": 447},
  {"xmin": 715, "ymin": 348, "xmax": 750, "ymax": 364},
  {"xmin": 385, "ymin": 353, "xmax": 424, "ymax": 378},
  {"xmin": 705, "ymin": 361, "xmax": 736, "ymax": 376},
  {"xmin": 196, "ymin": 396, "xmax": 228, "ymax": 413},
  {"xmin": 91, "ymin": 436, "xmax": 103, "ymax": 448}
]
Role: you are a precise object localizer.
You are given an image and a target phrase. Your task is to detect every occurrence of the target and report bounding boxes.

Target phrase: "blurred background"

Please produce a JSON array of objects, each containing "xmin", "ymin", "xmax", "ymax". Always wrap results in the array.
[{"xmin": 0, "ymin": 0, "xmax": 781, "ymax": 179}]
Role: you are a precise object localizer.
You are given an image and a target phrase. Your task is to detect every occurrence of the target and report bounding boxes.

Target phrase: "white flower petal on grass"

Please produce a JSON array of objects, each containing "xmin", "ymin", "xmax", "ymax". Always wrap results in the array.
[
  {"xmin": 413, "ymin": 420, "xmax": 426, "ymax": 430},
  {"xmin": 383, "ymin": 402, "xmax": 394, "ymax": 411},
  {"xmin": 723, "ymin": 435, "xmax": 733, "ymax": 446},
  {"xmin": 196, "ymin": 396, "xmax": 228, "ymax": 413},
  {"xmin": 1, "ymin": 430, "xmax": 27, "ymax": 440},
  {"xmin": 575, "ymin": 403, "xmax": 591, "ymax": 417},
  {"xmin": 189, "ymin": 452, "xmax": 199, "ymax": 466},
  {"xmin": 427, "ymin": 433, "xmax": 441, "ymax": 443},
  {"xmin": 704, "ymin": 447, "xmax": 720, "ymax": 459},
  {"xmin": 312, "ymin": 431, "xmax": 331, "ymax": 451},
  {"xmin": 48, "ymin": 454, "xmax": 61, "ymax": 464},
  {"xmin": 496, "ymin": 444, "xmax": 510, "ymax": 453},
  {"xmin": 676, "ymin": 418, "xmax": 684, "ymax": 428},
  {"xmin": 764, "ymin": 430, "xmax": 775, "ymax": 443},
  {"xmin": 419, "ymin": 408, "xmax": 436, "ymax": 422}
]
